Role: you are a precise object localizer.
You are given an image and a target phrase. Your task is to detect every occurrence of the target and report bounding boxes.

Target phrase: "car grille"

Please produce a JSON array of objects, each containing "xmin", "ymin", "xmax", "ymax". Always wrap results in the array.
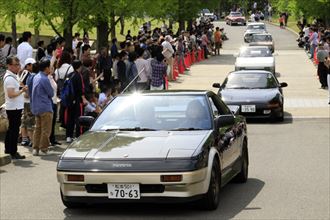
[{"xmin": 85, "ymin": 184, "xmax": 165, "ymax": 194}]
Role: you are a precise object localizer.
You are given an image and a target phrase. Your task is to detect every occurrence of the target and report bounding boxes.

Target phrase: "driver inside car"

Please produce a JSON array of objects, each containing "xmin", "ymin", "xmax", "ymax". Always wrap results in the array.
[{"xmin": 180, "ymin": 99, "xmax": 211, "ymax": 129}]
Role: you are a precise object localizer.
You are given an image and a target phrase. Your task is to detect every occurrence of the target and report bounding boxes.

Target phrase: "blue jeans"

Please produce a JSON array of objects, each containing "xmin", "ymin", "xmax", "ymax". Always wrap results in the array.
[{"xmin": 310, "ymin": 44, "xmax": 316, "ymax": 58}]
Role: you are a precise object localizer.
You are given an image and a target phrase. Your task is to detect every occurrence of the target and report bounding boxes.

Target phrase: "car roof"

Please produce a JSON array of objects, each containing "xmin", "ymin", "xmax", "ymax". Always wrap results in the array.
[
  {"xmin": 229, "ymin": 70, "xmax": 273, "ymax": 75},
  {"xmin": 119, "ymin": 90, "xmax": 212, "ymax": 96}
]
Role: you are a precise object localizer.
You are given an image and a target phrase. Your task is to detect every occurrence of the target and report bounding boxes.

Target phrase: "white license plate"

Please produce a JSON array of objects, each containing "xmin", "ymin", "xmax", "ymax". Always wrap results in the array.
[
  {"xmin": 241, "ymin": 105, "xmax": 256, "ymax": 112},
  {"xmin": 237, "ymin": 22, "xmax": 242, "ymax": 24},
  {"xmin": 107, "ymin": 183, "xmax": 140, "ymax": 199}
]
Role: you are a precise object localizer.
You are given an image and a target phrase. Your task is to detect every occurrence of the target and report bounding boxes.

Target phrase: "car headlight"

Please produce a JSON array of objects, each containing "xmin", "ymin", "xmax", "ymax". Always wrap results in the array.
[{"xmin": 267, "ymin": 96, "xmax": 281, "ymax": 108}]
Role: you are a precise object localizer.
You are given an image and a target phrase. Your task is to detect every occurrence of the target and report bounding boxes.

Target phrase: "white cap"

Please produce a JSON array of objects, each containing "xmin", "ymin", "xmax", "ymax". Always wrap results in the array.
[{"xmin": 24, "ymin": 58, "xmax": 36, "ymax": 66}]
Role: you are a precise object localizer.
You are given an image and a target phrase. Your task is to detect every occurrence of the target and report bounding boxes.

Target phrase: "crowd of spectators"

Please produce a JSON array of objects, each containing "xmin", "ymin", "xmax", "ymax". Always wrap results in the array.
[{"xmin": 0, "ymin": 18, "xmax": 228, "ymax": 159}]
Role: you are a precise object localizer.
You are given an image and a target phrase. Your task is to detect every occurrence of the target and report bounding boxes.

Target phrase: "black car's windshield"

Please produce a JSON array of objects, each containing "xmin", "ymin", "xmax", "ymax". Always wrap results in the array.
[
  {"xmin": 239, "ymin": 47, "xmax": 272, "ymax": 57},
  {"xmin": 251, "ymin": 35, "xmax": 272, "ymax": 42},
  {"xmin": 223, "ymin": 72, "xmax": 278, "ymax": 89},
  {"xmin": 230, "ymin": 12, "xmax": 242, "ymax": 17},
  {"xmin": 91, "ymin": 94, "xmax": 212, "ymax": 131},
  {"xmin": 247, "ymin": 24, "xmax": 265, "ymax": 30}
]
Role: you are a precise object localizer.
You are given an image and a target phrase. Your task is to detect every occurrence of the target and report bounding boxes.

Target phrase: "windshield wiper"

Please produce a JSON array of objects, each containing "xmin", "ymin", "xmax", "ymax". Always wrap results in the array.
[
  {"xmin": 228, "ymin": 87, "xmax": 253, "ymax": 89},
  {"xmin": 170, "ymin": 128, "xmax": 204, "ymax": 131},
  {"xmin": 117, "ymin": 127, "xmax": 156, "ymax": 131}
]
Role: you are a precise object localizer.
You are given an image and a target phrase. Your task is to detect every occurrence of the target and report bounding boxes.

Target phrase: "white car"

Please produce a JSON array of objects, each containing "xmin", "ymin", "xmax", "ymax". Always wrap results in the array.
[
  {"xmin": 244, "ymin": 22, "xmax": 267, "ymax": 43},
  {"xmin": 201, "ymin": 9, "xmax": 216, "ymax": 21},
  {"xmin": 235, "ymin": 46, "xmax": 275, "ymax": 74}
]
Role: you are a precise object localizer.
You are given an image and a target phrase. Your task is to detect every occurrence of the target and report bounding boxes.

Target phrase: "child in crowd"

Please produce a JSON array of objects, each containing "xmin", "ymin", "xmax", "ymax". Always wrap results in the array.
[
  {"xmin": 84, "ymin": 93, "xmax": 102, "ymax": 118},
  {"xmin": 98, "ymin": 86, "xmax": 112, "ymax": 108}
]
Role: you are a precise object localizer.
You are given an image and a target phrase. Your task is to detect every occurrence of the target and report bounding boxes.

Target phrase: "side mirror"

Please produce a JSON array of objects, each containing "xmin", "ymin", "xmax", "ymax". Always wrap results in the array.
[
  {"xmin": 280, "ymin": 82, "xmax": 288, "ymax": 88},
  {"xmin": 79, "ymin": 116, "xmax": 95, "ymax": 128},
  {"xmin": 212, "ymin": 83, "xmax": 221, "ymax": 88},
  {"xmin": 227, "ymin": 105, "xmax": 240, "ymax": 115},
  {"xmin": 215, "ymin": 115, "xmax": 235, "ymax": 128}
]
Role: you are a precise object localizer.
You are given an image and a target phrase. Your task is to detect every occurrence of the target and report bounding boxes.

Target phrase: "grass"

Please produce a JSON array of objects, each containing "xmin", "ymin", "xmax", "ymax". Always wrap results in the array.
[{"xmin": 0, "ymin": 15, "xmax": 174, "ymax": 42}]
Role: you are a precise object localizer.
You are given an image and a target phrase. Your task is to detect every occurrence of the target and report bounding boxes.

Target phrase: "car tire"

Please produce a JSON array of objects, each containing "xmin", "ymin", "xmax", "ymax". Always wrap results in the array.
[
  {"xmin": 201, "ymin": 159, "xmax": 221, "ymax": 210},
  {"xmin": 61, "ymin": 190, "xmax": 86, "ymax": 208},
  {"xmin": 276, "ymin": 108, "xmax": 284, "ymax": 122},
  {"xmin": 234, "ymin": 142, "xmax": 248, "ymax": 183}
]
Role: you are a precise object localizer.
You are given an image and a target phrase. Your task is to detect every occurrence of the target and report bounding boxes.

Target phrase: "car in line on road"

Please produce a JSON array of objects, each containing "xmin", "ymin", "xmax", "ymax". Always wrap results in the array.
[
  {"xmin": 200, "ymin": 8, "xmax": 217, "ymax": 21},
  {"xmin": 57, "ymin": 91, "xmax": 249, "ymax": 210},
  {"xmin": 225, "ymin": 11, "xmax": 246, "ymax": 26},
  {"xmin": 235, "ymin": 46, "xmax": 276, "ymax": 74},
  {"xmin": 213, "ymin": 70, "xmax": 288, "ymax": 121},
  {"xmin": 244, "ymin": 22, "xmax": 267, "ymax": 43},
  {"xmin": 249, "ymin": 33, "xmax": 275, "ymax": 53}
]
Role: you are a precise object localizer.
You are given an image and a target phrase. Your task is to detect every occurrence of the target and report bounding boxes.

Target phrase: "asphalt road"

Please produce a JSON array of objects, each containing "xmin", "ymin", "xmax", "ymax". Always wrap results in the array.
[{"xmin": 0, "ymin": 21, "xmax": 329, "ymax": 220}]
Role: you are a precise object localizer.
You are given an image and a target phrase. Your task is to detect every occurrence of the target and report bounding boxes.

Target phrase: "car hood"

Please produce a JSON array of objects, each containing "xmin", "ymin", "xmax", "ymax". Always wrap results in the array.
[
  {"xmin": 244, "ymin": 30, "xmax": 266, "ymax": 35},
  {"xmin": 249, "ymin": 42, "xmax": 273, "ymax": 47},
  {"xmin": 221, "ymin": 88, "xmax": 278, "ymax": 102},
  {"xmin": 61, "ymin": 130, "xmax": 210, "ymax": 160},
  {"xmin": 236, "ymin": 57, "xmax": 274, "ymax": 67}
]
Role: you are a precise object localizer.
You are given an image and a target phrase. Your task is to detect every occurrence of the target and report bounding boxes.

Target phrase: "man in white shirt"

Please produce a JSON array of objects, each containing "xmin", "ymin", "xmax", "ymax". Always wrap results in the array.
[
  {"xmin": 135, "ymin": 48, "xmax": 151, "ymax": 90},
  {"xmin": 17, "ymin": 31, "xmax": 33, "ymax": 69},
  {"xmin": 161, "ymin": 35, "xmax": 175, "ymax": 81},
  {"xmin": 3, "ymin": 56, "xmax": 27, "ymax": 159}
]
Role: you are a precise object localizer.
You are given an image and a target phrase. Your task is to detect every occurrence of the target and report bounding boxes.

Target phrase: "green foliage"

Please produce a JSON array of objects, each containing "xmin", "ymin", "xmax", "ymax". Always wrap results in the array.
[{"xmin": 270, "ymin": 0, "xmax": 330, "ymax": 22}]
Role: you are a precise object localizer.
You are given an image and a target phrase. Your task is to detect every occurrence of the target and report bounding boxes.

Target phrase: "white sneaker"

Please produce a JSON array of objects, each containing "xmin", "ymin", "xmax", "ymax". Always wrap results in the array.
[
  {"xmin": 32, "ymin": 149, "xmax": 39, "ymax": 156},
  {"xmin": 66, "ymin": 137, "xmax": 73, "ymax": 143},
  {"xmin": 39, "ymin": 150, "xmax": 48, "ymax": 156}
]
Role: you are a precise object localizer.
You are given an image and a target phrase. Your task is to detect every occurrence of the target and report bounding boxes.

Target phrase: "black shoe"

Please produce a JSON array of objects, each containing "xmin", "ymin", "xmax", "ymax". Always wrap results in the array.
[
  {"xmin": 28, "ymin": 142, "xmax": 33, "ymax": 148},
  {"xmin": 11, "ymin": 152, "xmax": 26, "ymax": 159},
  {"xmin": 51, "ymin": 141, "xmax": 62, "ymax": 146},
  {"xmin": 21, "ymin": 140, "xmax": 30, "ymax": 146}
]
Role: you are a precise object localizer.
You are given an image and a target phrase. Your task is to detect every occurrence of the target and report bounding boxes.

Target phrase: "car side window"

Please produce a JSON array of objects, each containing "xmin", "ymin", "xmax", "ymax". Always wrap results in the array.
[
  {"xmin": 210, "ymin": 94, "xmax": 232, "ymax": 115},
  {"xmin": 208, "ymin": 94, "xmax": 232, "ymax": 116},
  {"xmin": 208, "ymin": 97, "xmax": 220, "ymax": 117}
]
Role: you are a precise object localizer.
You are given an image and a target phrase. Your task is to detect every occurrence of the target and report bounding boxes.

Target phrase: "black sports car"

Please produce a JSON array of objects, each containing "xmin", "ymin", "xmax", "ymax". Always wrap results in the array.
[
  {"xmin": 57, "ymin": 91, "xmax": 248, "ymax": 210},
  {"xmin": 213, "ymin": 71, "xmax": 288, "ymax": 121}
]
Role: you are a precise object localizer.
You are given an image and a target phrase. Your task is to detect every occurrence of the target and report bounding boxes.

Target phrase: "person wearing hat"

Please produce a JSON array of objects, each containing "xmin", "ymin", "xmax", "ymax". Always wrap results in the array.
[
  {"xmin": 30, "ymin": 58, "xmax": 54, "ymax": 155},
  {"xmin": 19, "ymin": 57, "xmax": 36, "ymax": 147}
]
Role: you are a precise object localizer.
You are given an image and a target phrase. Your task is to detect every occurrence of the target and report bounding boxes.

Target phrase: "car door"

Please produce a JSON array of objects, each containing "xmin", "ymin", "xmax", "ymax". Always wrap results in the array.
[{"xmin": 208, "ymin": 94, "xmax": 238, "ymax": 171}]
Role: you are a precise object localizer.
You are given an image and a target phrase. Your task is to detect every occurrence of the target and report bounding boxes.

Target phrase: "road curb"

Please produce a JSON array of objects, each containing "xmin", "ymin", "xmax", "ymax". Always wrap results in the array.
[{"xmin": 0, "ymin": 154, "xmax": 11, "ymax": 166}]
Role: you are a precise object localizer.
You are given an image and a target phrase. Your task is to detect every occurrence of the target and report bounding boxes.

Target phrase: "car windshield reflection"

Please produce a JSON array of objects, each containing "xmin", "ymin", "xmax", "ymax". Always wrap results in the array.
[
  {"xmin": 239, "ymin": 47, "xmax": 272, "ymax": 57},
  {"xmin": 91, "ymin": 95, "xmax": 212, "ymax": 131},
  {"xmin": 223, "ymin": 73, "xmax": 278, "ymax": 89}
]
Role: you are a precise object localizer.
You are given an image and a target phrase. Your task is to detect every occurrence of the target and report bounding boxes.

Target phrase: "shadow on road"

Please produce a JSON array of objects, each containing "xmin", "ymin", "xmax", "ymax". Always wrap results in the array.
[
  {"xmin": 197, "ymin": 54, "xmax": 236, "ymax": 66},
  {"xmin": 62, "ymin": 178, "xmax": 264, "ymax": 220}
]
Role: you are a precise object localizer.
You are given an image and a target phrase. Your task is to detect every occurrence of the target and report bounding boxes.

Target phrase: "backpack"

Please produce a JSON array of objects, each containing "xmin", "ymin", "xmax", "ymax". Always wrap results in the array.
[
  {"xmin": 60, "ymin": 73, "xmax": 75, "ymax": 107},
  {"xmin": 56, "ymin": 66, "xmax": 71, "ymax": 97}
]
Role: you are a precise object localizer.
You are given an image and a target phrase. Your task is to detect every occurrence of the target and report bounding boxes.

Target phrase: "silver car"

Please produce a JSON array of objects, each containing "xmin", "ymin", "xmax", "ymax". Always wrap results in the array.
[
  {"xmin": 249, "ymin": 33, "xmax": 275, "ymax": 53},
  {"xmin": 244, "ymin": 22, "xmax": 267, "ymax": 43},
  {"xmin": 235, "ymin": 46, "xmax": 275, "ymax": 74}
]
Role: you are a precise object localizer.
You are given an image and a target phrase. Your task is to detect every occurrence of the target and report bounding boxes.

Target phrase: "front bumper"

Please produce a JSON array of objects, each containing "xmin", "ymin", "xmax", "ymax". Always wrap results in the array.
[
  {"xmin": 58, "ymin": 168, "xmax": 208, "ymax": 202},
  {"xmin": 226, "ymin": 102, "xmax": 282, "ymax": 119}
]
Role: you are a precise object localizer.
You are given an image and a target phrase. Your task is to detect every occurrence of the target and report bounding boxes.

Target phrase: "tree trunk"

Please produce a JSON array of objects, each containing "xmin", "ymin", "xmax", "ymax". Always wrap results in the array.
[
  {"xmin": 120, "ymin": 16, "xmax": 125, "ymax": 35},
  {"xmin": 110, "ymin": 10, "xmax": 116, "ymax": 39},
  {"xmin": 178, "ymin": 0, "xmax": 185, "ymax": 32},
  {"xmin": 34, "ymin": 16, "xmax": 40, "ymax": 49},
  {"xmin": 11, "ymin": 12, "xmax": 17, "ymax": 48},
  {"xmin": 187, "ymin": 19, "xmax": 193, "ymax": 31},
  {"xmin": 96, "ymin": 17, "xmax": 109, "ymax": 52},
  {"xmin": 169, "ymin": 19, "xmax": 173, "ymax": 30}
]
